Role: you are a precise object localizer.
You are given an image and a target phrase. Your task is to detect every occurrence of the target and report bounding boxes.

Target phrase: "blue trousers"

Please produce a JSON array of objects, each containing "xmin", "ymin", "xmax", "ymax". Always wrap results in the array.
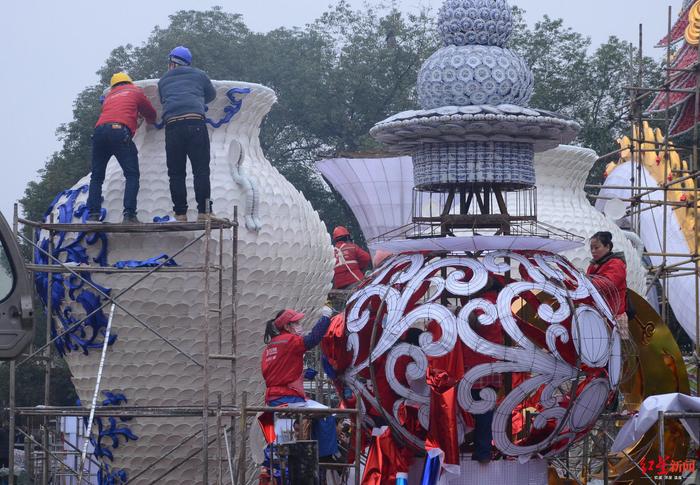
[
  {"xmin": 471, "ymin": 388, "xmax": 494, "ymax": 461},
  {"xmin": 87, "ymin": 123, "xmax": 139, "ymax": 216}
]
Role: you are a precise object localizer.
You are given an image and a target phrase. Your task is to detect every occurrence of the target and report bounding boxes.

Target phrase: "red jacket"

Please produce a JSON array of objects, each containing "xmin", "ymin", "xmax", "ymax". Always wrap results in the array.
[
  {"xmin": 333, "ymin": 241, "xmax": 371, "ymax": 289},
  {"xmin": 96, "ymin": 84, "xmax": 157, "ymax": 135},
  {"xmin": 261, "ymin": 332, "xmax": 306, "ymax": 403},
  {"xmin": 587, "ymin": 253, "xmax": 627, "ymax": 315}
]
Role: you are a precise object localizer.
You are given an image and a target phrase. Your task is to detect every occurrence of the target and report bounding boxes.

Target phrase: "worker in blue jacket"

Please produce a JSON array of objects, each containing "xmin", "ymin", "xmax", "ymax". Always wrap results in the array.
[{"xmin": 158, "ymin": 46, "xmax": 217, "ymax": 222}]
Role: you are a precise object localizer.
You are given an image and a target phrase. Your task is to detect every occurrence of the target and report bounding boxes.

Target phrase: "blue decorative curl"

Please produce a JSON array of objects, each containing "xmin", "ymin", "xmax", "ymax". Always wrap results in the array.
[
  {"xmin": 35, "ymin": 186, "xmax": 116, "ymax": 356},
  {"xmin": 205, "ymin": 87, "xmax": 251, "ymax": 128},
  {"xmin": 36, "ymin": 187, "xmax": 179, "ymax": 355},
  {"xmin": 153, "ymin": 87, "xmax": 251, "ymax": 129},
  {"xmin": 80, "ymin": 392, "xmax": 136, "ymax": 484},
  {"xmin": 98, "ymin": 464, "xmax": 128, "ymax": 485}
]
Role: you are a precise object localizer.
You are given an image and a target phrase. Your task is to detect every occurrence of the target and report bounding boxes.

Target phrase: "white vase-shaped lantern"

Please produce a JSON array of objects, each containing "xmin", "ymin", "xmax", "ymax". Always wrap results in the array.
[
  {"xmin": 534, "ymin": 145, "xmax": 646, "ymax": 294},
  {"xmin": 37, "ymin": 80, "xmax": 333, "ymax": 483}
]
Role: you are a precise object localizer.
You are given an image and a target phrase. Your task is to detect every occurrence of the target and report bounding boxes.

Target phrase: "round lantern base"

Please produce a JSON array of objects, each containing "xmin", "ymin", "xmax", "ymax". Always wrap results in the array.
[{"xmin": 408, "ymin": 457, "xmax": 548, "ymax": 485}]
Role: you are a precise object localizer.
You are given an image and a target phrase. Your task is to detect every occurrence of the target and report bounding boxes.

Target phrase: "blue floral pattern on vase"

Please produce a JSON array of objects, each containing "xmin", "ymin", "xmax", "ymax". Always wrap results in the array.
[
  {"xmin": 36, "ymin": 186, "xmax": 179, "ymax": 355},
  {"xmin": 35, "ymin": 186, "xmax": 117, "ymax": 356},
  {"xmin": 79, "ymin": 391, "xmax": 138, "ymax": 484},
  {"xmin": 418, "ymin": 45, "xmax": 533, "ymax": 109},
  {"xmin": 417, "ymin": 0, "xmax": 533, "ymax": 110},
  {"xmin": 437, "ymin": 0, "xmax": 513, "ymax": 47}
]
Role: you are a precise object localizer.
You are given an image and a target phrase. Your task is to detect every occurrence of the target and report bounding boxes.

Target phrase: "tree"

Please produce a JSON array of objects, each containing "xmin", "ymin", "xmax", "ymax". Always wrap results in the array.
[
  {"xmin": 17, "ymin": 1, "xmax": 439, "ymax": 404},
  {"xmin": 509, "ymin": 11, "xmax": 662, "ymax": 188},
  {"xmin": 21, "ymin": 3, "xmax": 438, "ymax": 239},
  {"xmin": 0, "ymin": 360, "xmax": 77, "ymax": 408},
  {"xmin": 22, "ymin": 86, "xmax": 103, "ymax": 223}
]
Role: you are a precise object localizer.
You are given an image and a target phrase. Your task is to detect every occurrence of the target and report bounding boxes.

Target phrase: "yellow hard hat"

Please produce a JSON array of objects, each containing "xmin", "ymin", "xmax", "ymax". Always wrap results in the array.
[{"xmin": 110, "ymin": 72, "xmax": 133, "ymax": 87}]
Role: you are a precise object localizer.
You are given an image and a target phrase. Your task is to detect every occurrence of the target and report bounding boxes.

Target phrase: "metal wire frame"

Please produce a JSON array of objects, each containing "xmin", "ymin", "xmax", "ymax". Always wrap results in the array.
[{"xmin": 370, "ymin": 185, "xmax": 583, "ymax": 244}]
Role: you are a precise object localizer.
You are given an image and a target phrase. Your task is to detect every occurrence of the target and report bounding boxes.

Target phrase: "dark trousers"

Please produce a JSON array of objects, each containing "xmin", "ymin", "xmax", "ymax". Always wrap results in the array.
[
  {"xmin": 87, "ymin": 123, "xmax": 139, "ymax": 216},
  {"xmin": 164, "ymin": 119, "xmax": 211, "ymax": 215},
  {"xmin": 472, "ymin": 388, "xmax": 494, "ymax": 460}
]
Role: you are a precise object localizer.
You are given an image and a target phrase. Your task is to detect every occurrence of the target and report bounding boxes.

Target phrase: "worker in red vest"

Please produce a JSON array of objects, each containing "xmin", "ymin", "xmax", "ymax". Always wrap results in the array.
[
  {"xmin": 332, "ymin": 226, "xmax": 371, "ymax": 289},
  {"xmin": 261, "ymin": 307, "xmax": 339, "ymax": 461},
  {"xmin": 262, "ymin": 308, "xmax": 331, "ymax": 405}
]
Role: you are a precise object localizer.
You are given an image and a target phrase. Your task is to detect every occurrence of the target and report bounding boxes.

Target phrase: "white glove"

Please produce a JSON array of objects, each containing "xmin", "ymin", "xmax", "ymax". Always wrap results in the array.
[{"xmin": 321, "ymin": 305, "xmax": 334, "ymax": 318}]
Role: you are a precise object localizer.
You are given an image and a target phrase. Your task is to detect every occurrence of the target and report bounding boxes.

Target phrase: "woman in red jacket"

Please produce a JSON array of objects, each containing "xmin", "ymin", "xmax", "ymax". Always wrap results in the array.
[
  {"xmin": 261, "ymin": 308, "xmax": 339, "ymax": 458},
  {"xmin": 586, "ymin": 231, "xmax": 629, "ymax": 338}
]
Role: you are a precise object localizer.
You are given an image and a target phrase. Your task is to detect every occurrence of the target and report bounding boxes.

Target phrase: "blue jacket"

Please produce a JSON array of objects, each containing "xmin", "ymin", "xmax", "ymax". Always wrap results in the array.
[{"xmin": 158, "ymin": 66, "xmax": 216, "ymax": 122}]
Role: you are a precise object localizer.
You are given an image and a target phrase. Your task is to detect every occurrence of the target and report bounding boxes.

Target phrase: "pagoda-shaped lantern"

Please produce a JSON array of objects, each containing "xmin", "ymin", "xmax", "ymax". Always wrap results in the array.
[{"xmin": 371, "ymin": 0, "xmax": 579, "ymax": 237}]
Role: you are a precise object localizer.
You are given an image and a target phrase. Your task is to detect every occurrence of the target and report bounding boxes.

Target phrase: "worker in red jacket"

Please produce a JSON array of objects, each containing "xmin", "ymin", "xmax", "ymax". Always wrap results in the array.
[
  {"xmin": 86, "ymin": 72, "xmax": 157, "ymax": 224},
  {"xmin": 587, "ymin": 231, "xmax": 629, "ymax": 338},
  {"xmin": 261, "ymin": 307, "xmax": 339, "ymax": 460},
  {"xmin": 332, "ymin": 226, "xmax": 371, "ymax": 289}
]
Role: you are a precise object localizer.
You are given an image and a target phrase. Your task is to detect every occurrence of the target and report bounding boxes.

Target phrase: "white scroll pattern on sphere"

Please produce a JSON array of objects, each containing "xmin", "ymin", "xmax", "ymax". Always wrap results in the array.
[{"xmin": 343, "ymin": 250, "xmax": 621, "ymax": 459}]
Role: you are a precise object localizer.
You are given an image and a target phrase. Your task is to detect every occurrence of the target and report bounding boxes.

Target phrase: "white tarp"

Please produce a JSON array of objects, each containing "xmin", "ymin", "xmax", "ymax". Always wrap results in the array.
[
  {"xmin": 370, "ymin": 235, "xmax": 582, "ymax": 254},
  {"xmin": 611, "ymin": 393, "xmax": 700, "ymax": 452},
  {"xmin": 316, "ymin": 157, "xmax": 414, "ymax": 242}
]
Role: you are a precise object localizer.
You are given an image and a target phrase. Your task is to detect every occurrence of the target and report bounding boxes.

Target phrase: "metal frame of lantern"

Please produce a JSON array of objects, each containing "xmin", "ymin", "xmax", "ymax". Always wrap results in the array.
[
  {"xmin": 411, "ymin": 185, "xmax": 537, "ymax": 236},
  {"xmin": 341, "ymin": 249, "xmax": 622, "ymax": 464}
]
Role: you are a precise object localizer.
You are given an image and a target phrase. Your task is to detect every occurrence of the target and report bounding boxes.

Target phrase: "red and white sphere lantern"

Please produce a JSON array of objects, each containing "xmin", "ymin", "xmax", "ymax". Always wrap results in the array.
[{"xmin": 340, "ymin": 249, "xmax": 621, "ymax": 460}]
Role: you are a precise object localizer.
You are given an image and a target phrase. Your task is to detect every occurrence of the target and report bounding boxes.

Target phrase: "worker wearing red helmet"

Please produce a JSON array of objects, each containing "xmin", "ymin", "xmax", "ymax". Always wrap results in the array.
[{"xmin": 332, "ymin": 226, "xmax": 371, "ymax": 289}]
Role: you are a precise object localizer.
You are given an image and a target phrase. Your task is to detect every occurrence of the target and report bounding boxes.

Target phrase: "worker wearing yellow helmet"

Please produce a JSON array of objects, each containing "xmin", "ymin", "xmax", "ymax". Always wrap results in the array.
[{"xmin": 86, "ymin": 72, "xmax": 157, "ymax": 224}]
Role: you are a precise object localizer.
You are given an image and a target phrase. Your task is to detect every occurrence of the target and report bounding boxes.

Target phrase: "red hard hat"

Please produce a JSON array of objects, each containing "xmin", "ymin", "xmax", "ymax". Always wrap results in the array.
[
  {"xmin": 274, "ymin": 309, "xmax": 305, "ymax": 330},
  {"xmin": 332, "ymin": 226, "xmax": 350, "ymax": 241}
]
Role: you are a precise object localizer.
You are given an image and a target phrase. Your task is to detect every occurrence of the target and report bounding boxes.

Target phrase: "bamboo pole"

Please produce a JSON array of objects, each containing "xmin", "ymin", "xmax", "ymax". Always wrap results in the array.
[
  {"xmin": 42, "ymin": 216, "xmax": 54, "ymax": 485},
  {"xmin": 202, "ymin": 206, "xmax": 212, "ymax": 485}
]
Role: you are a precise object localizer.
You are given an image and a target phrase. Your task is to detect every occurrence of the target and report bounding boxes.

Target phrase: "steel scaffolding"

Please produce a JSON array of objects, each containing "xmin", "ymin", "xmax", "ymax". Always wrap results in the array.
[
  {"xmin": 6, "ymin": 206, "xmax": 241, "ymax": 484},
  {"xmin": 4, "ymin": 204, "xmax": 364, "ymax": 485},
  {"xmin": 576, "ymin": 5, "xmax": 700, "ymax": 484}
]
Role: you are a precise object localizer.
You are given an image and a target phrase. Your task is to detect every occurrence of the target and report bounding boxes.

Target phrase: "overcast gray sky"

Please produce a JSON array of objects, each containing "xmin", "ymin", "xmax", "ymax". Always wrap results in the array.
[{"xmin": 0, "ymin": 0, "xmax": 673, "ymax": 219}]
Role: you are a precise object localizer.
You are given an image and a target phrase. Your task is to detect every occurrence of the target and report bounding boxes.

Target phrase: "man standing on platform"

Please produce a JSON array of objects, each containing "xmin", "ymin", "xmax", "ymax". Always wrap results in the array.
[
  {"xmin": 87, "ymin": 72, "xmax": 157, "ymax": 224},
  {"xmin": 158, "ymin": 46, "xmax": 217, "ymax": 222}
]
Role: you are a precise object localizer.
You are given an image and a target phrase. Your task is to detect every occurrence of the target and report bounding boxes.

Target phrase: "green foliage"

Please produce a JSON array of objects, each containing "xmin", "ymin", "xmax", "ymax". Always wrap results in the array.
[
  {"xmin": 21, "ymin": 86, "xmax": 103, "ymax": 222},
  {"xmin": 509, "ymin": 12, "xmax": 662, "ymax": 189},
  {"xmin": 20, "ymin": 3, "xmax": 439, "ymax": 241},
  {"xmin": 0, "ymin": 359, "xmax": 78, "ymax": 407}
]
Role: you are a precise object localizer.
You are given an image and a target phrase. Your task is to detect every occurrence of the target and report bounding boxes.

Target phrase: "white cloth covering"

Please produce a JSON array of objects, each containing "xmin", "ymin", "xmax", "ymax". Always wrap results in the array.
[
  {"xmin": 611, "ymin": 393, "xmax": 700, "ymax": 452},
  {"xmin": 249, "ymin": 399, "xmax": 330, "ymax": 464}
]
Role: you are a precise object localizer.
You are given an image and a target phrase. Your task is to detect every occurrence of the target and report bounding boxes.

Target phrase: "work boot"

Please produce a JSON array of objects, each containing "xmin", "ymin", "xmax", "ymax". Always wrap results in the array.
[
  {"xmin": 122, "ymin": 213, "xmax": 141, "ymax": 224},
  {"xmin": 173, "ymin": 213, "xmax": 188, "ymax": 223},
  {"xmin": 197, "ymin": 212, "xmax": 225, "ymax": 223}
]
